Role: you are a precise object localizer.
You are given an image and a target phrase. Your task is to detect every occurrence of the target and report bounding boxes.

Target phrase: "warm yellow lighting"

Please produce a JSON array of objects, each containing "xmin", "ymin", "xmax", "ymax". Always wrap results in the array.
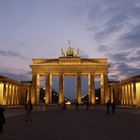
[
  {"xmin": 136, "ymin": 82, "xmax": 140, "ymax": 104},
  {"xmin": 136, "ymin": 82, "xmax": 140, "ymax": 90},
  {"xmin": 95, "ymin": 97, "xmax": 99, "ymax": 100},
  {"xmin": 66, "ymin": 101, "xmax": 71, "ymax": 105},
  {"xmin": 0, "ymin": 83, "xmax": 4, "ymax": 105}
]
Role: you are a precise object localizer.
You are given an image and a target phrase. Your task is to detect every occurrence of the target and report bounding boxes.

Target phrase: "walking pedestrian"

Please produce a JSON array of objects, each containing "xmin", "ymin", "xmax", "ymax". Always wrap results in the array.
[
  {"xmin": 86, "ymin": 101, "xmax": 89, "ymax": 110},
  {"xmin": 0, "ymin": 105, "xmax": 5, "ymax": 133},
  {"xmin": 75, "ymin": 100, "xmax": 79, "ymax": 110},
  {"xmin": 63, "ymin": 101, "xmax": 67, "ymax": 111},
  {"xmin": 25, "ymin": 100, "xmax": 33, "ymax": 121},
  {"xmin": 111, "ymin": 102, "xmax": 116, "ymax": 114},
  {"xmin": 40, "ymin": 101, "xmax": 46, "ymax": 111},
  {"xmin": 106, "ymin": 100, "xmax": 111, "ymax": 114}
]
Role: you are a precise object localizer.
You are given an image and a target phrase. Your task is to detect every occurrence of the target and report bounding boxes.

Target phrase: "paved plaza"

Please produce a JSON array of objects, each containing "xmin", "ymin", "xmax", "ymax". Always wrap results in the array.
[{"xmin": 1, "ymin": 105, "xmax": 140, "ymax": 140}]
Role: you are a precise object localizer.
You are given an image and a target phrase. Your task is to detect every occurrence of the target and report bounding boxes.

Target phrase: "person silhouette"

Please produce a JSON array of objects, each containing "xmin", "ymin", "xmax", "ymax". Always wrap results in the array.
[
  {"xmin": 106, "ymin": 100, "xmax": 111, "ymax": 114},
  {"xmin": 75, "ymin": 100, "xmax": 79, "ymax": 110},
  {"xmin": 63, "ymin": 101, "xmax": 67, "ymax": 111},
  {"xmin": 111, "ymin": 102, "xmax": 116, "ymax": 114},
  {"xmin": 86, "ymin": 101, "xmax": 89, "ymax": 110},
  {"xmin": 25, "ymin": 100, "xmax": 33, "ymax": 121},
  {"xmin": 0, "ymin": 105, "xmax": 5, "ymax": 133}
]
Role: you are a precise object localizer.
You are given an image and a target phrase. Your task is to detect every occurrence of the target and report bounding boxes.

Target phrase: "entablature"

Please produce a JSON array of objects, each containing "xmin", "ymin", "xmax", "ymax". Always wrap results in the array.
[
  {"xmin": 32, "ymin": 58, "xmax": 108, "ymax": 65},
  {"xmin": 31, "ymin": 65, "xmax": 108, "ymax": 74}
]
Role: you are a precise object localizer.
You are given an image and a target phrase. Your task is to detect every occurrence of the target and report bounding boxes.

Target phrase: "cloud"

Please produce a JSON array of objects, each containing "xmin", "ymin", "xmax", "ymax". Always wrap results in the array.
[
  {"xmin": 108, "ymin": 51, "xmax": 140, "ymax": 80},
  {"xmin": 0, "ymin": 50, "xmax": 29, "ymax": 60},
  {"xmin": 97, "ymin": 45, "xmax": 111, "ymax": 52},
  {"xmin": 80, "ymin": 50, "xmax": 89, "ymax": 58},
  {"xmin": 0, "ymin": 71, "xmax": 32, "ymax": 81},
  {"xmin": 116, "ymin": 63, "xmax": 140, "ymax": 76},
  {"xmin": 17, "ymin": 40, "xmax": 28, "ymax": 48},
  {"xmin": 82, "ymin": 0, "xmax": 140, "ymax": 80},
  {"xmin": 117, "ymin": 25, "xmax": 140, "ymax": 49},
  {"xmin": 109, "ymin": 52, "xmax": 129, "ymax": 63}
]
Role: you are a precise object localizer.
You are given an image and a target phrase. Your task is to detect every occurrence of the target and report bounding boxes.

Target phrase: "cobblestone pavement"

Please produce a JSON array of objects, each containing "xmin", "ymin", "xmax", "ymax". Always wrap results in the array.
[{"xmin": 1, "ymin": 105, "xmax": 140, "ymax": 140}]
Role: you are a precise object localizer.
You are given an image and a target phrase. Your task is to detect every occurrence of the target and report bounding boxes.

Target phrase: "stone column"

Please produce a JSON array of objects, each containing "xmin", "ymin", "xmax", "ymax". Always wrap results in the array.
[
  {"xmin": 27, "ymin": 87, "xmax": 30, "ymax": 102},
  {"xmin": 31, "ymin": 74, "xmax": 36, "ymax": 104},
  {"xmin": 88, "ymin": 73, "xmax": 95, "ymax": 105},
  {"xmin": 6, "ymin": 84, "xmax": 8, "ymax": 105},
  {"xmin": 31, "ymin": 73, "xmax": 40, "ymax": 105},
  {"xmin": 121, "ymin": 85, "xmax": 124, "ymax": 105},
  {"xmin": 130, "ymin": 83, "xmax": 133, "ymax": 105},
  {"xmin": 7, "ymin": 84, "xmax": 10, "ymax": 105},
  {"xmin": 133, "ymin": 83, "xmax": 137, "ymax": 105},
  {"xmin": 16, "ymin": 86, "xmax": 18, "ymax": 105},
  {"xmin": 110, "ymin": 87, "xmax": 113, "ymax": 103},
  {"xmin": 14, "ymin": 85, "xmax": 17, "ymax": 105},
  {"xmin": 45, "ymin": 73, "xmax": 52, "ymax": 105},
  {"xmin": 123, "ymin": 85, "xmax": 125, "ymax": 105},
  {"xmin": 76, "ymin": 73, "xmax": 81, "ymax": 104},
  {"xmin": 127, "ymin": 84, "xmax": 130, "ymax": 105},
  {"xmin": 3, "ymin": 83, "xmax": 6, "ymax": 105},
  {"xmin": 13, "ymin": 85, "xmax": 17, "ymax": 106},
  {"xmin": 123, "ymin": 85, "xmax": 126, "ymax": 105},
  {"xmin": 36, "ymin": 73, "xmax": 40, "ymax": 105},
  {"xmin": 59, "ymin": 73, "xmax": 64, "ymax": 104},
  {"xmin": 16, "ymin": 86, "xmax": 19, "ymax": 105},
  {"xmin": 119, "ymin": 85, "xmax": 122, "ymax": 105},
  {"xmin": 10, "ymin": 84, "xmax": 13, "ymax": 106},
  {"xmin": 125, "ymin": 85, "xmax": 128, "ymax": 105},
  {"xmin": 100, "ymin": 73, "xmax": 109, "ymax": 104},
  {"xmin": 19, "ymin": 86, "xmax": 22, "ymax": 105}
]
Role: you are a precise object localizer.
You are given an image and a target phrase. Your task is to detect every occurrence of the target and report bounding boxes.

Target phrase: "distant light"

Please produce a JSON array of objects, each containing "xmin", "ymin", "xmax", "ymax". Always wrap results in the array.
[
  {"xmin": 95, "ymin": 97, "xmax": 99, "ymax": 100},
  {"xmin": 44, "ymin": 97, "xmax": 46, "ymax": 100},
  {"xmin": 66, "ymin": 101, "xmax": 71, "ymax": 105},
  {"xmin": 43, "ymin": 87, "xmax": 45, "ymax": 90}
]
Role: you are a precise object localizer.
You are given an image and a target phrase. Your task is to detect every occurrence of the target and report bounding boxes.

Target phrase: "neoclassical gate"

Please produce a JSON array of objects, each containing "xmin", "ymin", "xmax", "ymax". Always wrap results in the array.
[{"xmin": 30, "ymin": 47, "xmax": 109, "ymax": 105}]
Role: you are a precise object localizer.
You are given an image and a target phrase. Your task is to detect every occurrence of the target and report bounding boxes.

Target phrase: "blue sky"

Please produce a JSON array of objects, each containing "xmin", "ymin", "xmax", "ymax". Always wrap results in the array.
[{"xmin": 0, "ymin": 0, "xmax": 140, "ymax": 83}]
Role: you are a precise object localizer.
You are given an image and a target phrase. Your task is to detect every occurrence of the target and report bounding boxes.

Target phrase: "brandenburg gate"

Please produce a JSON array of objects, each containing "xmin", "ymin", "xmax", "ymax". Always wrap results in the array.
[{"xmin": 30, "ymin": 45, "xmax": 109, "ymax": 105}]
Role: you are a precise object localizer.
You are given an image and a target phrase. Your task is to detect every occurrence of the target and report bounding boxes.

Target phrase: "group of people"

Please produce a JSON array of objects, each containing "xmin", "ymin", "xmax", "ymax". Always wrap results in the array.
[
  {"xmin": 106, "ymin": 100, "xmax": 116, "ymax": 114},
  {"xmin": 0, "ymin": 99, "xmax": 116, "ymax": 133},
  {"xmin": 0, "ymin": 100, "xmax": 33, "ymax": 133}
]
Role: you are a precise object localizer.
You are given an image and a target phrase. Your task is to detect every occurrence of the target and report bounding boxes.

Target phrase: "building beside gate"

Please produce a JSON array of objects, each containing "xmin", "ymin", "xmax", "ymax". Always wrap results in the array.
[
  {"xmin": 109, "ymin": 75, "xmax": 140, "ymax": 106},
  {"xmin": 0, "ymin": 75, "xmax": 31, "ymax": 106}
]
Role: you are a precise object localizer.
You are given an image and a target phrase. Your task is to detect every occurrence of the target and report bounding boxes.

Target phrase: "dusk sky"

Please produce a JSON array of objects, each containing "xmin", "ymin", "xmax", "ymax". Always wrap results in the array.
[{"xmin": 0, "ymin": 0, "xmax": 140, "ymax": 96}]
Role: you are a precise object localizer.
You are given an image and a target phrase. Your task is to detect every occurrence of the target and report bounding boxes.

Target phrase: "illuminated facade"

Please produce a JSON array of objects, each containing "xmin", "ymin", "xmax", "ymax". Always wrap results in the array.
[
  {"xmin": 109, "ymin": 75, "xmax": 140, "ymax": 106},
  {"xmin": 30, "ymin": 47, "xmax": 109, "ymax": 105},
  {"xmin": 0, "ymin": 75, "xmax": 31, "ymax": 106}
]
